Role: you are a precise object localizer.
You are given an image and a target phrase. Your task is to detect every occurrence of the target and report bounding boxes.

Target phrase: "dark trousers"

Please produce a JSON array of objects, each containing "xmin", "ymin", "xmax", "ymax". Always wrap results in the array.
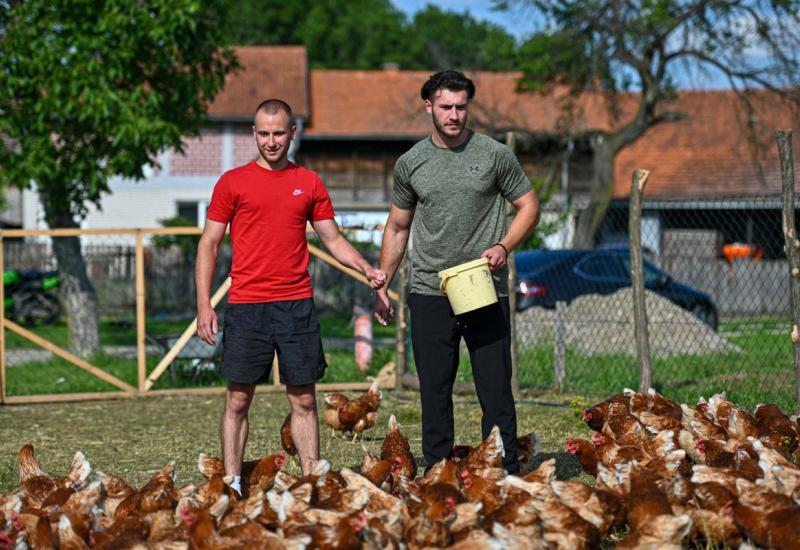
[{"xmin": 408, "ymin": 293, "xmax": 518, "ymax": 473}]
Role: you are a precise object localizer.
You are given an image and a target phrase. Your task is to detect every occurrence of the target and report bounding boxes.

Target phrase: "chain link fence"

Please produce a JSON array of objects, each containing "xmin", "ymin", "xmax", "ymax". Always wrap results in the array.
[
  {"xmin": 0, "ymin": 226, "xmax": 392, "ymax": 401},
  {"xmin": 513, "ymin": 196, "xmax": 797, "ymax": 411},
  {"xmin": 2, "ymin": 233, "xmax": 140, "ymax": 397},
  {"xmin": 3, "ymin": 201, "xmax": 797, "ymax": 411}
]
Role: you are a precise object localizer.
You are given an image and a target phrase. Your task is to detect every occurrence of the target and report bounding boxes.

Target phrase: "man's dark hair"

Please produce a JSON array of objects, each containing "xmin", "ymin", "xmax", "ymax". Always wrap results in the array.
[
  {"xmin": 253, "ymin": 98, "xmax": 293, "ymax": 121},
  {"xmin": 420, "ymin": 70, "xmax": 475, "ymax": 101}
]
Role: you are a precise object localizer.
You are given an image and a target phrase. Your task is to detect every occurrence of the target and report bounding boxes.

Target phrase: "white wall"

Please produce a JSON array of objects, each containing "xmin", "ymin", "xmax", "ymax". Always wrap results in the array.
[{"xmin": 22, "ymin": 176, "xmax": 218, "ymax": 230}]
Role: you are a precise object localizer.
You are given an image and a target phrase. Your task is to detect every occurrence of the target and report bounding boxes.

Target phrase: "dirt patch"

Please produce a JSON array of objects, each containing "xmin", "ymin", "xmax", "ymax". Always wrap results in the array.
[{"xmin": 517, "ymin": 288, "xmax": 740, "ymax": 357}]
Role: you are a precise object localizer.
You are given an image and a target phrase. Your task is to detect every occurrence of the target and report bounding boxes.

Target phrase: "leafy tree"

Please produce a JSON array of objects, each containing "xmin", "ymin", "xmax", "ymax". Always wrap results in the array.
[
  {"xmin": 503, "ymin": 0, "xmax": 800, "ymax": 247},
  {"xmin": 403, "ymin": 5, "xmax": 518, "ymax": 70},
  {"xmin": 0, "ymin": 0, "xmax": 237, "ymax": 356},
  {"xmin": 221, "ymin": 0, "xmax": 518, "ymax": 70},
  {"xmin": 222, "ymin": 0, "xmax": 409, "ymax": 69}
]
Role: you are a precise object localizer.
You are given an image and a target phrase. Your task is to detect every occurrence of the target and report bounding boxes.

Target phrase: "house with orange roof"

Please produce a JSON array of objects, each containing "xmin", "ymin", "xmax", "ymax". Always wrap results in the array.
[{"xmin": 8, "ymin": 46, "xmax": 800, "ymax": 264}]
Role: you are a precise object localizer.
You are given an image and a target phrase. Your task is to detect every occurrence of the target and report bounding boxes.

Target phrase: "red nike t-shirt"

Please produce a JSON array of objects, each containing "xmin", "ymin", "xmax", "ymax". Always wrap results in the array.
[{"xmin": 206, "ymin": 161, "xmax": 335, "ymax": 303}]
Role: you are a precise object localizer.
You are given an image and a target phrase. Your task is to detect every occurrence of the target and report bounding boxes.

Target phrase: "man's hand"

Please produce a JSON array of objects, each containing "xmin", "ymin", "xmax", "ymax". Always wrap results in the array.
[
  {"xmin": 481, "ymin": 244, "xmax": 508, "ymax": 271},
  {"xmin": 196, "ymin": 306, "xmax": 219, "ymax": 345},
  {"xmin": 365, "ymin": 266, "xmax": 388, "ymax": 289},
  {"xmin": 374, "ymin": 290, "xmax": 394, "ymax": 326}
]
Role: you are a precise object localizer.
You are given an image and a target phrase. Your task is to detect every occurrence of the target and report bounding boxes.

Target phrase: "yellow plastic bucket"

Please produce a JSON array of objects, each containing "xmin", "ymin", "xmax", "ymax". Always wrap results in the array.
[{"xmin": 438, "ymin": 257, "xmax": 498, "ymax": 315}]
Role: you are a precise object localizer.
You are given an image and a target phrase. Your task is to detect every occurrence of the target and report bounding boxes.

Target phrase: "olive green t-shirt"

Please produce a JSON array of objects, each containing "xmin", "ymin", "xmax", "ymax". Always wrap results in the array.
[{"xmin": 392, "ymin": 130, "xmax": 533, "ymax": 296}]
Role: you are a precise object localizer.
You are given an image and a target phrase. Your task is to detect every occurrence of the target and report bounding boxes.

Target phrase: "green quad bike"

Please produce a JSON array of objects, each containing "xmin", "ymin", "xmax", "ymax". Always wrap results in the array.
[{"xmin": 3, "ymin": 269, "xmax": 62, "ymax": 325}]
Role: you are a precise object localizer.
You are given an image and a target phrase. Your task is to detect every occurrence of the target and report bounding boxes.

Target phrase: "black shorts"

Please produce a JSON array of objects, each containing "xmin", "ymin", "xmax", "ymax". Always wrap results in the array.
[{"xmin": 220, "ymin": 298, "xmax": 327, "ymax": 386}]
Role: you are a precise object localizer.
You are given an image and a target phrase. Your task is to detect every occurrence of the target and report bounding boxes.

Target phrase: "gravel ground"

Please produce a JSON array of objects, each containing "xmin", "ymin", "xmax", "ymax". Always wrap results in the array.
[{"xmin": 517, "ymin": 288, "xmax": 740, "ymax": 357}]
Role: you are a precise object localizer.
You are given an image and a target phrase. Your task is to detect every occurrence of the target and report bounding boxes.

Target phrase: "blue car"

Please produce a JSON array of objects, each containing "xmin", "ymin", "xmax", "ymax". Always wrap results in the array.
[{"xmin": 515, "ymin": 249, "xmax": 718, "ymax": 330}]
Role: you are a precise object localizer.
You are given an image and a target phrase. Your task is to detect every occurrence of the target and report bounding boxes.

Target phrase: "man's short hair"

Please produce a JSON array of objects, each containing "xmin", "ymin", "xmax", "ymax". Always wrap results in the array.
[
  {"xmin": 253, "ymin": 98, "xmax": 293, "ymax": 122},
  {"xmin": 420, "ymin": 70, "xmax": 476, "ymax": 101}
]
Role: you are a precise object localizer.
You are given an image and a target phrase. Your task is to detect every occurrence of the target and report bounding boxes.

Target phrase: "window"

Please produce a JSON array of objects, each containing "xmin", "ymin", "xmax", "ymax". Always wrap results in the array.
[
  {"xmin": 619, "ymin": 257, "xmax": 664, "ymax": 285},
  {"xmin": 577, "ymin": 255, "xmax": 627, "ymax": 280},
  {"xmin": 176, "ymin": 200, "xmax": 209, "ymax": 227}
]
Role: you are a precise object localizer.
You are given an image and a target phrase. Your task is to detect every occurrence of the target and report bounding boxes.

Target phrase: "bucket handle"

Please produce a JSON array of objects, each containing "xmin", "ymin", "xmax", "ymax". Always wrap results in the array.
[{"xmin": 439, "ymin": 273, "xmax": 452, "ymax": 293}]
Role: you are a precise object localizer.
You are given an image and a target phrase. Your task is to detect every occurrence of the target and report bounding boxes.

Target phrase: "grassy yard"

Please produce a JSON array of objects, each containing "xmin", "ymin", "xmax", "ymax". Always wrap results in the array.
[
  {"xmin": 409, "ymin": 317, "xmax": 797, "ymax": 412},
  {"xmin": 0, "ymin": 389, "xmax": 590, "ymax": 494},
  {"xmin": 3, "ymin": 315, "xmax": 797, "ymax": 411},
  {"xmin": 1, "ymin": 313, "xmax": 397, "ymax": 396}
]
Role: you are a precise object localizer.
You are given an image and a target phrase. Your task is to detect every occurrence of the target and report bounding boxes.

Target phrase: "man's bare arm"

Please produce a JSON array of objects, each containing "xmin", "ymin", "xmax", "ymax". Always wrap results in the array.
[
  {"xmin": 481, "ymin": 190, "xmax": 540, "ymax": 271},
  {"xmin": 374, "ymin": 205, "xmax": 414, "ymax": 324},
  {"xmin": 195, "ymin": 219, "xmax": 227, "ymax": 345},
  {"xmin": 312, "ymin": 218, "xmax": 386, "ymax": 288}
]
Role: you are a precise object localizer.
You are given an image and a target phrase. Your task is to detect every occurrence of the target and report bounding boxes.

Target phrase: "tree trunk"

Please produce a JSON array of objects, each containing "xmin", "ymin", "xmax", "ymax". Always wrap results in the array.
[
  {"xmin": 573, "ymin": 135, "xmax": 617, "ymax": 248},
  {"xmin": 40, "ymin": 195, "xmax": 101, "ymax": 357}
]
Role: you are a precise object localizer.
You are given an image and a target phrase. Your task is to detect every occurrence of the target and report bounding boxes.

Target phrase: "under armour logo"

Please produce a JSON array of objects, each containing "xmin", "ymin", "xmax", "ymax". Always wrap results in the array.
[
  {"xmin": 468, "ymin": 166, "xmax": 480, "ymax": 173},
  {"xmin": 292, "ymin": 189, "xmax": 303, "ymax": 196}
]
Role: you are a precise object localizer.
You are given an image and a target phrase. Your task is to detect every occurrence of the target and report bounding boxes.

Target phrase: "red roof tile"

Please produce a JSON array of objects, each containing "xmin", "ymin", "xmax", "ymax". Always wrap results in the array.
[
  {"xmin": 208, "ymin": 46, "xmax": 309, "ymax": 120},
  {"xmin": 613, "ymin": 91, "xmax": 800, "ymax": 199},
  {"xmin": 304, "ymin": 69, "xmax": 615, "ymax": 138},
  {"xmin": 208, "ymin": 46, "xmax": 800, "ymax": 199}
]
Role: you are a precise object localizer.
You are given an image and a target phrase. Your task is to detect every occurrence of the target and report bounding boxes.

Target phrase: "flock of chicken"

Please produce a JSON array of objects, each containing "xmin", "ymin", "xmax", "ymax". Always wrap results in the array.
[
  {"xmin": 561, "ymin": 388, "xmax": 800, "ymax": 549},
  {"xmin": 1, "ymin": 387, "xmax": 799, "ymax": 549}
]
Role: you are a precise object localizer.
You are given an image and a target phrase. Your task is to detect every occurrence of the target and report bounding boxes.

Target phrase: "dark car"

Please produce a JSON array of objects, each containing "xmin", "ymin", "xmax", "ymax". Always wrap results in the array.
[{"xmin": 515, "ymin": 249, "xmax": 718, "ymax": 330}]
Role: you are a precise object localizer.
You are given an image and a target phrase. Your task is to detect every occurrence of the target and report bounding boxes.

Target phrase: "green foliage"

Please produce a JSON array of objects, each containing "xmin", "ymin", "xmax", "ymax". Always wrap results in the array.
[
  {"xmin": 520, "ymin": 176, "xmax": 571, "ymax": 250},
  {"xmin": 512, "ymin": 1, "xmax": 800, "ymax": 97},
  {"xmin": 0, "ymin": 0, "xmax": 238, "ymax": 218},
  {"xmin": 402, "ymin": 5, "xmax": 518, "ymax": 70},
  {"xmin": 152, "ymin": 215, "xmax": 202, "ymax": 258},
  {"xmin": 221, "ymin": 0, "xmax": 518, "ymax": 70}
]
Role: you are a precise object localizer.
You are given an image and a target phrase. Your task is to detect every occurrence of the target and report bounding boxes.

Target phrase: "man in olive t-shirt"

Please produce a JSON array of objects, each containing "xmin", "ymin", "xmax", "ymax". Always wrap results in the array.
[{"xmin": 374, "ymin": 70, "xmax": 540, "ymax": 473}]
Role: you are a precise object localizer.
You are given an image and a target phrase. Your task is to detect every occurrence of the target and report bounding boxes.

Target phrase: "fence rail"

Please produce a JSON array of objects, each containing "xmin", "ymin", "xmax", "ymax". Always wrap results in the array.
[
  {"xmin": 0, "ymin": 226, "xmax": 398, "ymax": 405},
  {"xmin": 2, "ymin": 191, "xmax": 799, "ymax": 411}
]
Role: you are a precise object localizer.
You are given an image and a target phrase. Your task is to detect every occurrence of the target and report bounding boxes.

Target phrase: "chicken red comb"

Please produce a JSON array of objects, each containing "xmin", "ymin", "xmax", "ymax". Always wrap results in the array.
[
  {"xmin": 697, "ymin": 403, "xmax": 708, "ymax": 413},
  {"xmin": 591, "ymin": 432, "xmax": 605, "ymax": 446},
  {"xmin": 581, "ymin": 410, "xmax": 592, "ymax": 422},
  {"xmin": 275, "ymin": 451, "xmax": 287, "ymax": 468},
  {"xmin": 459, "ymin": 469, "xmax": 470, "ymax": 479},
  {"xmin": 722, "ymin": 500, "xmax": 734, "ymax": 518}
]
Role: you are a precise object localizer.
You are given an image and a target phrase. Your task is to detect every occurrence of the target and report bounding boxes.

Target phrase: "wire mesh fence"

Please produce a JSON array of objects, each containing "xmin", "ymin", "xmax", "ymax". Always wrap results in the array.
[
  {"xmin": 513, "ymin": 196, "xmax": 797, "ymax": 411},
  {"xmin": 2, "ymin": 232, "xmax": 140, "ymax": 397},
  {"xmin": 2, "ymin": 199, "xmax": 797, "ymax": 411},
  {"xmin": 0, "ymin": 226, "xmax": 393, "ymax": 402}
]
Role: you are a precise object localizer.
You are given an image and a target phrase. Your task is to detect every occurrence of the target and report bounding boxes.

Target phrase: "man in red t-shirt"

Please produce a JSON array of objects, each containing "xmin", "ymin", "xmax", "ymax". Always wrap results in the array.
[{"xmin": 196, "ymin": 99, "xmax": 386, "ymax": 491}]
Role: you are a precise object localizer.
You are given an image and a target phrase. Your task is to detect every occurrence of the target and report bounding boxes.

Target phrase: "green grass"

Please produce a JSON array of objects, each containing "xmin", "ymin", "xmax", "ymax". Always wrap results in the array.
[
  {"xmin": 4, "ymin": 347, "xmax": 397, "ymax": 396},
  {"xmin": 406, "ymin": 318, "xmax": 797, "ymax": 411},
  {"xmin": 5, "ymin": 313, "xmax": 393, "ymax": 348},
  {"xmin": 4, "ymin": 315, "xmax": 797, "ymax": 411},
  {"xmin": 0, "ymin": 390, "xmax": 589, "ymax": 494},
  {"xmin": 4, "ymin": 318, "xmax": 193, "ymax": 349}
]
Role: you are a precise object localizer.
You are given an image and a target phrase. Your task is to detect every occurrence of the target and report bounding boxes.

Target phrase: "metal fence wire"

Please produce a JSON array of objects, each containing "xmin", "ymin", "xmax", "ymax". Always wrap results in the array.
[
  {"xmin": 0, "ymin": 227, "xmax": 394, "ymax": 401},
  {"xmin": 512, "ymin": 196, "xmax": 797, "ymax": 411},
  {"xmin": 2, "ymin": 204, "xmax": 797, "ymax": 411}
]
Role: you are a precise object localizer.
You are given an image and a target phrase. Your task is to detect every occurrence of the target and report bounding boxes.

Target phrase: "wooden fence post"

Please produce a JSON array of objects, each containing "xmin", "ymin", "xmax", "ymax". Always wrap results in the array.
[
  {"xmin": 629, "ymin": 169, "xmax": 652, "ymax": 392},
  {"xmin": 776, "ymin": 130, "xmax": 800, "ymax": 412},
  {"xmin": 395, "ymin": 254, "xmax": 409, "ymax": 390},
  {"xmin": 554, "ymin": 301, "xmax": 566, "ymax": 391},
  {"xmin": 135, "ymin": 230, "xmax": 146, "ymax": 392},
  {"xmin": 505, "ymin": 131, "xmax": 520, "ymax": 397}
]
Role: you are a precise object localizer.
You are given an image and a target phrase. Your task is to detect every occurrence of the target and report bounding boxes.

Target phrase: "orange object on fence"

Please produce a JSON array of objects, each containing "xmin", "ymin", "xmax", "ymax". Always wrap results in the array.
[
  {"xmin": 722, "ymin": 243, "xmax": 763, "ymax": 262},
  {"xmin": 354, "ymin": 307, "xmax": 373, "ymax": 375}
]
